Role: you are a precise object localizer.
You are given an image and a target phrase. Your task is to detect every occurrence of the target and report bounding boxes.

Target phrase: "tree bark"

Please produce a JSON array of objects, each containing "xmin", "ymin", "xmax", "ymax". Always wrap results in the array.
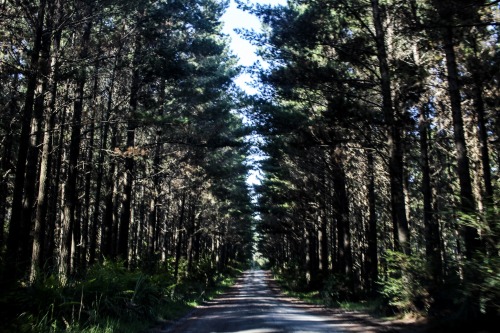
[
  {"xmin": 419, "ymin": 104, "xmax": 442, "ymax": 283},
  {"xmin": 468, "ymin": 15, "xmax": 494, "ymax": 207},
  {"xmin": 331, "ymin": 148, "xmax": 352, "ymax": 290},
  {"xmin": 30, "ymin": 0, "xmax": 62, "ymax": 282},
  {"xmin": 366, "ymin": 143, "xmax": 378, "ymax": 295},
  {"xmin": 432, "ymin": 1, "xmax": 483, "ymax": 314},
  {"xmin": 148, "ymin": 79, "xmax": 165, "ymax": 261},
  {"xmin": 81, "ymin": 58, "xmax": 100, "ymax": 271},
  {"xmin": 370, "ymin": 0, "xmax": 410, "ymax": 254},
  {"xmin": 101, "ymin": 124, "xmax": 118, "ymax": 260},
  {"xmin": 118, "ymin": 66, "xmax": 140, "ymax": 263},
  {"xmin": 93, "ymin": 52, "xmax": 119, "ymax": 262},
  {"xmin": 441, "ymin": 26, "xmax": 480, "ymax": 259},
  {"xmin": 59, "ymin": 4, "xmax": 93, "ymax": 282},
  {"xmin": 174, "ymin": 193, "xmax": 186, "ymax": 281},
  {"xmin": 0, "ymin": 74, "xmax": 18, "ymax": 251},
  {"xmin": 5, "ymin": 0, "xmax": 47, "ymax": 281}
]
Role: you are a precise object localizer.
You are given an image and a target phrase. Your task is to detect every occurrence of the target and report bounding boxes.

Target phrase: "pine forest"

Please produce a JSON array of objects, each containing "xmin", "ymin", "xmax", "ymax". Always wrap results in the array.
[{"xmin": 0, "ymin": 0, "xmax": 499, "ymax": 332}]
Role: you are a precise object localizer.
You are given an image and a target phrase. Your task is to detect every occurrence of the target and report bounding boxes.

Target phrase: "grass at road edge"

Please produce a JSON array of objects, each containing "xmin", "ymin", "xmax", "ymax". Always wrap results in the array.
[
  {"xmin": 271, "ymin": 273, "xmax": 392, "ymax": 319},
  {"xmin": 146, "ymin": 273, "xmax": 240, "ymax": 333},
  {"xmin": 0, "ymin": 263, "xmax": 244, "ymax": 333}
]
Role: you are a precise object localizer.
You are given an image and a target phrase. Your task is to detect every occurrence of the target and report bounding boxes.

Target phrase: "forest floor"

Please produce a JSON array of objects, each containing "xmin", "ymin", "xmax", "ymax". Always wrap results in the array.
[{"xmin": 150, "ymin": 269, "xmax": 428, "ymax": 333}]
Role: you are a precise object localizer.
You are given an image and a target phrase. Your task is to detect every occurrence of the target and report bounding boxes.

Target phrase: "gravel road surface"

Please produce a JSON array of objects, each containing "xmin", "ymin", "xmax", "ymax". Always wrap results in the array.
[{"xmin": 155, "ymin": 270, "xmax": 393, "ymax": 333}]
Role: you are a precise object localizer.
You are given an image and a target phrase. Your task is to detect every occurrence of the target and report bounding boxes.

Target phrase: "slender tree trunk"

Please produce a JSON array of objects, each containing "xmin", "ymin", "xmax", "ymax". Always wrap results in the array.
[
  {"xmin": 471, "ymin": 66, "xmax": 497, "ymax": 245},
  {"xmin": 91, "ymin": 52, "xmax": 119, "ymax": 263},
  {"xmin": 22, "ymin": 15, "xmax": 53, "ymax": 272},
  {"xmin": 118, "ymin": 116, "xmax": 136, "ymax": 261},
  {"xmin": 366, "ymin": 143, "xmax": 378, "ymax": 295},
  {"xmin": 319, "ymin": 211, "xmax": 329, "ymax": 273},
  {"xmin": 187, "ymin": 204, "xmax": 196, "ymax": 274},
  {"xmin": 45, "ymin": 82, "xmax": 69, "ymax": 270},
  {"xmin": 306, "ymin": 219, "xmax": 319, "ymax": 287},
  {"xmin": 442, "ymin": 27, "xmax": 480, "ymax": 259},
  {"xmin": 59, "ymin": 6, "xmax": 93, "ymax": 282},
  {"xmin": 148, "ymin": 80, "xmax": 165, "ymax": 261},
  {"xmin": 438, "ymin": 14, "xmax": 482, "ymax": 317},
  {"xmin": 370, "ymin": 0, "xmax": 410, "ymax": 254},
  {"xmin": 470, "ymin": 12, "xmax": 494, "ymax": 207},
  {"xmin": 117, "ymin": 125, "xmax": 134, "ymax": 262},
  {"xmin": 30, "ymin": 0, "xmax": 61, "ymax": 282},
  {"xmin": 30, "ymin": 96, "xmax": 53, "ymax": 282},
  {"xmin": 419, "ymin": 104, "xmax": 442, "ymax": 283},
  {"xmin": 329, "ymin": 184, "xmax": 338, "ymax": 271},
  {"xmin": 117, "ymin": 34, "xmax": 142, "ymax": 263},
  {"xmin": 174, "ymin": 193, "xmax": 186, "ymax": 281},
  {"xmin": 101, "ymin": 124, "xmax": 118, "ymax": 259},
  {"xmin": 82, "ymin": 36, "xmax": 102, "ymax": 270},
  {"xmin": 331, "ymin": 149, "xmax": 353, "ymax": 290},
  {"xmin": 5, "ymin": 0, "xmax": 47, "ymax": 281},
  {"xmin": 472, "ymin": 61, "xmax": 498, "ymax": 323},
  {"xmin": 0, "ymin": 74, "xmax": 19, "ymax": 250}
]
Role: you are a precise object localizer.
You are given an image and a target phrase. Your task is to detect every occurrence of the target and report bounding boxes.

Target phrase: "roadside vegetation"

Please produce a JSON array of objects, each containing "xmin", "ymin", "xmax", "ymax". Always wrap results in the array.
[{"xmin": 0, "ymin": 260, "xmax": 244, "ymax": 333}]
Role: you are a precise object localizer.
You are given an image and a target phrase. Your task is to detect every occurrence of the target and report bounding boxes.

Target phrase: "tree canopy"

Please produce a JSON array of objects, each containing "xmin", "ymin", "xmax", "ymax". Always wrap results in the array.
[
  {"xmin": 0, "ymin": 0, "xmax": 499, "ymax": 331},
  {"xmin": 243, "ymin": 0, "xmax": 499, "ymax": 325}
]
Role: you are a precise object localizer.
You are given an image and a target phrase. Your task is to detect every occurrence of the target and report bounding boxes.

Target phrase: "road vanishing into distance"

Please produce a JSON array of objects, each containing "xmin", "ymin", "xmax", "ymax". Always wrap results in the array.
[{"xmin": 154, "ymin": 270, "xmax": 396, "ymax": 333}]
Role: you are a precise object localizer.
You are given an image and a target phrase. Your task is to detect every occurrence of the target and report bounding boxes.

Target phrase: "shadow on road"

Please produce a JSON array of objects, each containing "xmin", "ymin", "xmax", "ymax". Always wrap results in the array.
[{"xmin": 153, "ymin": 270, "xmax": 424, "ymax": 333}]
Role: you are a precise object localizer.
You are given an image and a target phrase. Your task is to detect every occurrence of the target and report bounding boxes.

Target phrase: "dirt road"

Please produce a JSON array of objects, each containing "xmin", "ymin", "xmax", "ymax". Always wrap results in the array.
[{"xmin": 155, "ymin": 270, "xmax": 404, "ymax": 333}]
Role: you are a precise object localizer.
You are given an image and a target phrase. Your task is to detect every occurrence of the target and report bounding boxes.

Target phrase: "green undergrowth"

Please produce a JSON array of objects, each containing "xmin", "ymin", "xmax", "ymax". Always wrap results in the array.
[
  {"xmin": 273, "ymin": 260, "xmax": 499, "ymax": 333},
  {"xmin": 0, "ymin": 260, "xmax": 243, "ymax": 333},
  {"xmin": 278, "ymin": 285, "xmax": 384, "ymax": 315},
  {"xmin": 272, "ymin": 271, "xmax": 387, "ymax": 318}
]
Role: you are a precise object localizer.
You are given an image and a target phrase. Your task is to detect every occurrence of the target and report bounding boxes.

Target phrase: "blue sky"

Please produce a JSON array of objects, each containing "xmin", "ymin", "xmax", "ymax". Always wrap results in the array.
[
  {"xmin": 222, "ymin": 0, "xmax": 287, "ymax": 94},
  {"xmin": 221, "ymin": 1, "xmax": 287, "ymax": 187}
]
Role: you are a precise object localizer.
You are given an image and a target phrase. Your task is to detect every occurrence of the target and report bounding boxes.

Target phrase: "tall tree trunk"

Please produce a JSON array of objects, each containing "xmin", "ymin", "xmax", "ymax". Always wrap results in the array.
[
  {"xmin": 0, "ymin": 74, "xmax": 19, "ymax": 250},
  {"xmin": 92, "ymin": 52, "xmax": 119, "ymax": 263},
  {"xmin": 89, "ymin": 113, "xmax": 106, "ymax": 264},
  {"xmin": 101, "ymin": 124, "xmax": 118, "ymax": 260},
  {"xmin": 187, "ymin": 204, "xmax": 196, "ymax": 275},
  {"xmin": 319, "ymin": 210, "xmax": 329, "ymax": 273},
  {"xmin": 419, "ymin": 104, "xmax": 442, "ymax": 284},
  {"xmin": 365, "ymin": 139, "xmax": 378, "ymax": 295},
  {"xmin": 117, "ymin": 31, "xmax": 142, "ymax": 263},
  {"xmin": 441, "ymin": 26, "xmax": 480, "ymax": 259},
  {"xmin": 5, "ymin": 0, "xmax": 47, "ymax": 282},
  {"xmin": 332, "ymin": 148, "xmax": 353, "ymax": 289},
  {"xmin": 468, "ymin": 6, "xmax": 494, "ymax": 208},
  {"xmin": 148, "ymin": 79, "xmax": 165, "ymax": 261},
  {"xmin": 435, "ymin": 2, "xmax": 482, "ymax": 313},
  {"xmin": 30, "ymin": 0, "xmax": 61, "ymax": 282},
  {"xmin": 174, "ymin": 193, "xmax": 186, "ymax": 281},
  {"xmin": 59, "ymin": 5, "xmax": 93, "ymax": 282},
  {"xmin": 117, "ymin": 125, "xmax": 134, "ymax": 262},
  {"xmin": 370, "ymin": 0, "xmax": 410, "ymax": 254},
  {"xmin": 306, "ymin": 219, "xmax": 319, "ymax": 287},
  {"xmin": 22, "ymin": 17, "xmax": 53, "ymax": 273},
  {"xmin": 30, "ymin": 92, "xmax": 53, "ymax": 282},
  {"xmin": 82, "ymin": 34, "xmax": 102, "ymax": 270},
  {"xmin": 469, "ymin": 53, "xmax": 497, "ymax": 250}
]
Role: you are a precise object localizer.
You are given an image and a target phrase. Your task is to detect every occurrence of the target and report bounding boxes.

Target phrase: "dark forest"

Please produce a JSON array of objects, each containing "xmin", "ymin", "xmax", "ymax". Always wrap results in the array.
[{"xmin": 0, "ymin": 0, "xmax": 498, "ymax": 332}]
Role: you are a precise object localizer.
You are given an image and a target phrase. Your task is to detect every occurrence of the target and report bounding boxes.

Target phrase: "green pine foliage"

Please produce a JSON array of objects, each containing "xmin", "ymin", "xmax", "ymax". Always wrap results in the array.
[
  {"xmin": 0, "ymin": 0, "xmax": 253, "ymax": 331},
  {"xmin": 242, "ymin": 0, "xmax": 500, "ymax": 329}
]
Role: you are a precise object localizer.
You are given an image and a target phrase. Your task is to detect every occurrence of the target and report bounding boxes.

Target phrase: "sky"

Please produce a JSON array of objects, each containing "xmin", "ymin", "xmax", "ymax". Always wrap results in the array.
[
  {"xmin": 221, "ymin": 0, "xmax": 287, "ymax": 95},
  {"xmin": 221, "ymin": 0, "xmax": 287, "ymax": 186}
]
